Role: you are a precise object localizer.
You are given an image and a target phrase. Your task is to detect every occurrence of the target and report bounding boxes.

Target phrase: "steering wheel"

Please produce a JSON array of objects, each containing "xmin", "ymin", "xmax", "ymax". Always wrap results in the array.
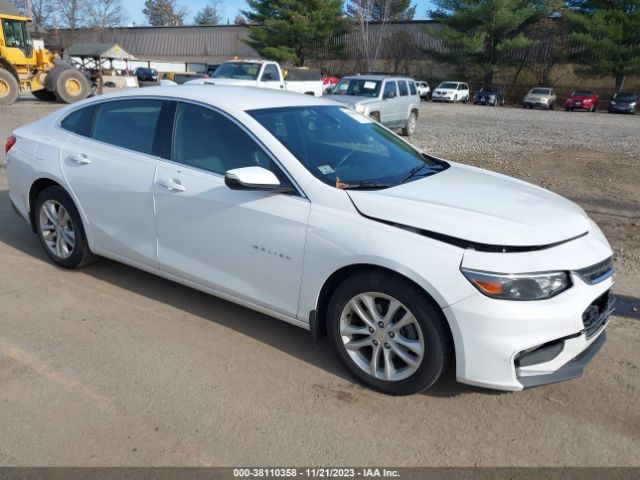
[{"xmin": 335, "ymin": 150, "xmax": 367, "ymax": 171}]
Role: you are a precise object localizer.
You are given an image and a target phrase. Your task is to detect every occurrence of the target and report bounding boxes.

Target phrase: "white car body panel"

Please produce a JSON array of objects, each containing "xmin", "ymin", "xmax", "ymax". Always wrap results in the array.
[{"xmin": 4, "ymin": 86, "xmax": 614, "ymax": 391}]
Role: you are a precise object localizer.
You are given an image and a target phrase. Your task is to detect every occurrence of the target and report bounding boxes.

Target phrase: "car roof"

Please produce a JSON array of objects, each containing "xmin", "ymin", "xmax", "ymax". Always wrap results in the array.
[
  {"xmin": 78, "ymin": 85, "xmax": 334, "ymax": 111},
  {"xmin": 341, "ymin": 75, "xmax": 414, "ymax": 81}
]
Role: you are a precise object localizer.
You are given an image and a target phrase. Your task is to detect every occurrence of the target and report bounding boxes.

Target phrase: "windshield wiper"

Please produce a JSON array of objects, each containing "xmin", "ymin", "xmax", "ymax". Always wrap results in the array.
[
  {"xmin": 341, "ymin": 181, "xmax": 392, "ymax": 190},
  {"xmin": 400, "ymin": 164, "xmax": 443, "ymax": 184}
]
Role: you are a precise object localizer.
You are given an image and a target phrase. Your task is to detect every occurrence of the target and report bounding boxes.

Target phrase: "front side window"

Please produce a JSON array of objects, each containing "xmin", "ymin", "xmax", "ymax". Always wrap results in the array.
[
  {"xmin": 250, "ymin": 106, "xmax": 447, "ymax": 189},
  {"xmin": 261, "ymin": 64, "xmax": 281, "ymax": 82},
  {"xmin": 398, "ymin": 81, "xmax": 409, "ymax": 96},
  {"xmin": 383, "ymin": 81, "xmax": 397, "ymax": 98},
  {"xmin": 2, "ymin": 19, "xmax": 32, "ymax": 56},
  {"xmin": 409, "ymin": 82, "xmax": 417, "ymax": 95},
  {"xmin": 332, "ymin": 79, "xmax": 382, "ymax": 98},
  {"xmin": 172, "ymin": 102, "xmax": 289, "ymax": 185},
  {"xmin": 92, "ymin": 99, "xmax": 163, "ymax": 155},
  {"xmin": 213, "ymin": 62, "xmax": 261, "ymax": 80}
]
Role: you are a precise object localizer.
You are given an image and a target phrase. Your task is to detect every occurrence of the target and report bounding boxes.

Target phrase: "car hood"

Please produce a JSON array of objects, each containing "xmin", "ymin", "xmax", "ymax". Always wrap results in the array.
[
  {"xmin": 347, "ymin": 162, "xmax": 590, "ymax": 248},
  {"xmin": 204, "ymin": 78, "xmax": 258, "ymax": 86},
  {"xmin": 325, "ymin": 95, "xmax": 379, "ymax": 106},
  {"xmin": 435, "ymin": 89, "xmax": 456, "ymax": 93}
]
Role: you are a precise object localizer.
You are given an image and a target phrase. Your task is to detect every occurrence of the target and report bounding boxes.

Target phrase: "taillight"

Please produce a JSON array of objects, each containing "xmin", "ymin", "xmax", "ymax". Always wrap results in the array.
[{"xmin": 5, "ymin": 135, "xmax": 17, "ymax": 155}]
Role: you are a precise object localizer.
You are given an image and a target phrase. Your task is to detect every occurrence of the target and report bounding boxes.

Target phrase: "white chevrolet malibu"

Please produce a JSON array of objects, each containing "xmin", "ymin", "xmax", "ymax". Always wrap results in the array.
[{"xmin": 5, "ymin": 86, "xmax": 614, "ymax": 395}]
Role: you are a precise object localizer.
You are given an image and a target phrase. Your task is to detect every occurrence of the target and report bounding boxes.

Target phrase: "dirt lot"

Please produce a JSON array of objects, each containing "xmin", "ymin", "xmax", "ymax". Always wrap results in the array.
[{"xmin": 0, "ymin": 97, "xmax": 638, "ymax": 467}]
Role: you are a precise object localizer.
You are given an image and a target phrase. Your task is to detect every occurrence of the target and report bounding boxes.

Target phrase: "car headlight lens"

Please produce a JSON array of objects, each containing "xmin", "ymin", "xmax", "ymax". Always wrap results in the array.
[
  {"xmin": 631, "ymin": 102, "xmax": 637, "ymax": 108},
  {"xmin": 355, "ymin": 104, "xmax": 366, "ymax": 113},
  {"xmin": 461, "ymin": 268, "xmax": 571, "ymax": 300},
  {"xmin": 610, "ymin": 101, "xmax": 616, "ymax": 105}
]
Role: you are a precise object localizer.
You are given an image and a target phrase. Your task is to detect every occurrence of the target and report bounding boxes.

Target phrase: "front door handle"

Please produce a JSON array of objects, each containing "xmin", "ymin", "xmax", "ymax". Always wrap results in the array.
[
  {"xmin": 69, "ymin": 154, "xmax": 91, "ymax": 165},
  {"xmin": 158, "ymin": 178, "xmax": 186, "ymax": 192}
]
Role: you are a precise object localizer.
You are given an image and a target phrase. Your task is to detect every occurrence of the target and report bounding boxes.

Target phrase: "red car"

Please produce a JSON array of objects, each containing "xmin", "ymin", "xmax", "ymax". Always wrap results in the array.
[{"xmin": 565, "ymin": 90, "xmax": 599, "ymax": 112}]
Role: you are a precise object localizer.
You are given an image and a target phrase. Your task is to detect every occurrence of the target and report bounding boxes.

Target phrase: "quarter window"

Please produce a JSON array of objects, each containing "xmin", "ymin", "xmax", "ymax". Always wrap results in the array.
[
  {"xmin": 92, "ymin": 99, "xmax": 163, "ymax": 155},
  {"xmin": 172, "ymin": 102, "xmax": 289, "ymax": 184},
  {"xmin": 60, "ymin": 106, "xmax": 95, "ymax": 137}
]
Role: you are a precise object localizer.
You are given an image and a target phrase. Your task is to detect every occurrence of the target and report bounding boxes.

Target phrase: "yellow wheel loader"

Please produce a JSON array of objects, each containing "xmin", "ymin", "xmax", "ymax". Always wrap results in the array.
[{"xmin": 0, "ymin": 0, "xmax": 90, "ymax": 105}]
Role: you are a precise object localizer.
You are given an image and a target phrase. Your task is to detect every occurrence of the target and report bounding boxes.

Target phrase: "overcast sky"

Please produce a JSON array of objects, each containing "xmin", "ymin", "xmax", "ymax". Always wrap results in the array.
[{"xmin": 124, "ymin": 0, "xmax": 433, "ymax": 26}]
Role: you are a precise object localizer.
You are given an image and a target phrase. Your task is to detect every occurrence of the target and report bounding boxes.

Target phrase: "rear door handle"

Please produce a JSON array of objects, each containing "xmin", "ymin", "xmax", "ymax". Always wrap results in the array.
[
  {"xmin": 69, "ymin": 154, "xmax": 91, "ymax": 165},
  {"xmin": 158, "ymin": 178, "xmax": 186, "ymax": 192}
]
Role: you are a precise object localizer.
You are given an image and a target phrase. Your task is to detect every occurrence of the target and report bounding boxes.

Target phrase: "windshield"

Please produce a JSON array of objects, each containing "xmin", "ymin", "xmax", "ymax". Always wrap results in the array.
[
  {"xmin": 530, "ymin": 88, "xmax": 550, "ymax": 95},
  {"xmin": 213, "ymin": 62, "xmax": 261, "ymax": 80},
  {"xmin": 572, "ymin": 91, "xmax": 593, "ymax": 96},
  {"xmin": 438, "ymin": 82, "xmax": 458, "ymax": 89},
  {"xmin": 249, "ymin": 106, "xmax": 447, "ymax": 189},
  {"xmin": 613, "ymin": 92, "xmax": 637, "ymax": 101},
  {"xmin": 332, "ymin": 79, "xmax": 382, "ymax": 97}
]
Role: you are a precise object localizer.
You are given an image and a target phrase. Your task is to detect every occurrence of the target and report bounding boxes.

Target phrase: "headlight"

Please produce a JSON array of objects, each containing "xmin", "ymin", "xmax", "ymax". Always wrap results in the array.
[
  {"xmin": 355, "ymin": 104, "xmax": 366, "ymax": 113},
  {"xmin": 610, "ymin": 101, "xmax": 616, "ymax": 105},
  {"xmin": 631, "ymin": 102, "xmax": 637, "ymax": 108},
  {"xmin": 541, "ymin": 98, "xmax": 548, "ymax": 103},
  {"xmin": 461, "ymin": 268, "xmax": 571, "ymax": 300}
]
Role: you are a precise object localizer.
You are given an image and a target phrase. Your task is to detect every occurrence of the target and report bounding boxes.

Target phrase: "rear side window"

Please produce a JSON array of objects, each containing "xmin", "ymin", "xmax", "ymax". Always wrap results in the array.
[
  {"xmin": 383, "ymin": 81, "xmax": 397, "ymax": 97},
  {"xmin": 398, "ymin": 81, "xmax": 409, "ymax": 96},
  {"xmin": 409, "ymin": 82, "xmax": 417, "ymax": 95},
  {"xmin": 92, "ymin": 99, "xmax": 163, "ymax": 155},
  {"xmin": 60, "ymin": 106, "xmax": 95, "ymax": 137}
]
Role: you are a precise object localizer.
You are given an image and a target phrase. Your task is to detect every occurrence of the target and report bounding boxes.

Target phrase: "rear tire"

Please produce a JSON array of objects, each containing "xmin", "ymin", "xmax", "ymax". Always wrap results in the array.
[
  {"xmin": 0, "ymin": 69, "xmax": 19, "ymax": 105},
  {"xmin": 401, "ymin": 111, "xmax": 417, "ymax": 137},
  {"xmin": 35, "ymin": 186, "xmax": 98, "ymax": 269},
  {"xmin": 327, "ymin": 272, "xmax": 452, "ymax": 395},
  {"xmin": 54, "ymin": 69, "xmax": 90, "ymax": 104}
]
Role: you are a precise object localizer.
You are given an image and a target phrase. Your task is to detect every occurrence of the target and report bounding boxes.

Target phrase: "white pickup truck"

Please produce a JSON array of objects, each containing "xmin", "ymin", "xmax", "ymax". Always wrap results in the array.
[{"xmin": 184, "ymin": 60, "xmax": 324, "ymax": 97}]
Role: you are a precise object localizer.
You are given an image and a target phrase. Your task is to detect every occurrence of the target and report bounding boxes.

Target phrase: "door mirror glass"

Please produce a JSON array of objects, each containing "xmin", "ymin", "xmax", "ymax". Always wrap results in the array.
[{"xmin": 225, "ymin": 166, "xmax": 281, "ymax": 191}]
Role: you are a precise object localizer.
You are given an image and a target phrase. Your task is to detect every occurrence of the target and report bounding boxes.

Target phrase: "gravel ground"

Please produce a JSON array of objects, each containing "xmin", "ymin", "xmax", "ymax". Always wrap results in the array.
[{"xmin": 0, "ymin": 96, "xmax": 638, "ymax": 467}]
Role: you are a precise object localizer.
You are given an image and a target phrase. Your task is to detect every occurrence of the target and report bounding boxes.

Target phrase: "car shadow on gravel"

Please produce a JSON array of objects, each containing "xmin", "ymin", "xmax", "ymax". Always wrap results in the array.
[{"xmin": 0, "ymin": 188, "xmax": 486, "ymax": 399}]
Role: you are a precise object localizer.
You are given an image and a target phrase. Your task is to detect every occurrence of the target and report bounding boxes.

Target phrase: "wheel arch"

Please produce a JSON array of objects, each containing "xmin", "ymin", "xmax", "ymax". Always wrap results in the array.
[
  {"xmin": 28, "ymin": 177, "xmax": 68, "ymax": 232},
  {"xmin": 0, "ymin": 57, "xmax": 20, "ymax": 82},
  {"xmin": 310, "ymin": 263, "xmax": 454, "ymax": 351}
]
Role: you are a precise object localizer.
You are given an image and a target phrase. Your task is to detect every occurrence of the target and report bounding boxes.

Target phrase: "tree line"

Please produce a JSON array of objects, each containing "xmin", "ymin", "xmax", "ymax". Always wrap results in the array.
[{"xmin": 10, "ymin": 0, "xmax": 640, "ymax": 90}]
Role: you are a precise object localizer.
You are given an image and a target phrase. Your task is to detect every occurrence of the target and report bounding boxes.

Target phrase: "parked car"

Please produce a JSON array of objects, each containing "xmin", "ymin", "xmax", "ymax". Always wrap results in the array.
[
  {"xmin": 134, "ymin": 67, "xmax": 158, "ymax": 83},
  {"xmin": 186, "ymin": 60, "xmax": 324, "ymax": 97},
  {"xmin": 473, "ymin": 86, "xmax": 504, "ymax": 106},
  {"xmin": 608, "ymin": 91, "xmax": 638, "ymax": 114},
  {"xmin": 415, "ymin": 81, "xmax": 430, "ymax": 100},
  {"xmin": 6, "ymin": 86, "xmax": 614, "ymax": 395},
  {"xmin": 522, "ymin": 87, "xmax": 557, "ymax": 110},
  {"xmin": 326, "ymin": 75, "xmax": 420, "ymax": 136},
  {"xmin": 161, "ymin": 71, "xmax": 208, "ymax": 85},
  {"xmin": 431, "ymin": 81, "xmax": 470, "ymax": 103},
  {"xmin": 565, "ymin": 90, "xmax": 599, "ymax": 112},
  {"xmin": 323, "ymin": 76, "xmax": 340, "ymax": 95}
]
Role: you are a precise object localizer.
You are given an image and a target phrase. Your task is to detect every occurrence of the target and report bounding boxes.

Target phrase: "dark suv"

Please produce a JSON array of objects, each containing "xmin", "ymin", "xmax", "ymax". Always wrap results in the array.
[{"xmin": 134, "ymin": 68, "xmax": 158, "ymax": 83}]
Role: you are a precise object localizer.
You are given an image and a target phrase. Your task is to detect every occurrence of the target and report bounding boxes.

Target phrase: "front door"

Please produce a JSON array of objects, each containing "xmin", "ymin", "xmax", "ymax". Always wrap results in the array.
[{"xmin": 153, "ymin": 101, "xmax": 309, "ymax": 317}]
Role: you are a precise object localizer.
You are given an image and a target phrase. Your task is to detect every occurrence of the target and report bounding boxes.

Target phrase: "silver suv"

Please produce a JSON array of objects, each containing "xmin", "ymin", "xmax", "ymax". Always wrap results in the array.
[
  {"xmin": 523, "ymin": 87, "xmax": 557, "ymax": 110},
  {"xmin": 327, "ymin": 75, "xmax": 421, "ymax": 136}
]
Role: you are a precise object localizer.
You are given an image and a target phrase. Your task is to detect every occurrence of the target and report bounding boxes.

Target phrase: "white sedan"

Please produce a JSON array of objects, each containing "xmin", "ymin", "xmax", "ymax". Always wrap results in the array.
[{"xmin": 5, "ymin": 86, "xmax": 614, "ymax": 395}]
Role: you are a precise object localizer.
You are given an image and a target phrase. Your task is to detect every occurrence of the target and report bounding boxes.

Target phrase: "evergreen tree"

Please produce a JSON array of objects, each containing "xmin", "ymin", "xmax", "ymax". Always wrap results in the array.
[
  {"xmin": 567, "ymin": 0, "xmax": 640, "ymax": 91},
  {"xmin": 242, "ymin": 0, "xmax": 347, "ymax": 66},
  {"xmin": 143, "ymin": 0, "xmax": 187, "ymax": 26},
  {"xmin": 194, "ymin": 1, "xmax": 222, "ymax": 26},
  {"xmin": 427, "ymin": 0, "xmax": 558, "ymax": 85}
]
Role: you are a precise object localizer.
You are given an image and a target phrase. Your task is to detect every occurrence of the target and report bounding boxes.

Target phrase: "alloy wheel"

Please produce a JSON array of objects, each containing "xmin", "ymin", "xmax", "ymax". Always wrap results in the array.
[
  {"xmin": 39, "ymin": 200, "xmax": 76, "ymax": 259},
  {"xmin": 339, "ymin": 292, "xmax": 425, "ymax": 381}
]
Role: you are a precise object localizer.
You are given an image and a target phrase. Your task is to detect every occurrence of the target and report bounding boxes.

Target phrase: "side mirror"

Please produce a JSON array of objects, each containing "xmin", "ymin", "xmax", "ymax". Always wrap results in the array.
[
  {"xmin": 225, "ymin": 166, "xmax": 281, "ymax": 191},
  {"xmin": 383, "ymin": 90, "xmax": 396, "ymax": 99}
]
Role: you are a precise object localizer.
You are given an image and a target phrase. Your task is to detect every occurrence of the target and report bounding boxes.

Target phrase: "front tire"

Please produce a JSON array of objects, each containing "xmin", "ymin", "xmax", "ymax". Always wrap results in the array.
[
  {"xmin": 0, "ymin": 68, "xmax": 20, "ymax": 105},
  {"xmin": 54, "ymin": 68, "xmax": 90, "ymax": 104},
  {"xmin": 327, "ymin": 272, "xmax": 451, "ymax": 395},
  {"xmin": 35, "ymin": 186, "xmax": 97, "ymax": 269}
]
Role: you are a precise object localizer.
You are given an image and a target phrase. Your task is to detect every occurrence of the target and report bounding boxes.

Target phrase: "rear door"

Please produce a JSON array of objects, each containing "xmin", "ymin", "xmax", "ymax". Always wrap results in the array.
[
  {"xmin": 60, "ymin": 98, "xmax": 168, "ymax": 268},
  {"xmin": 153, "ymin": 101, "xmax": 310, "ymax": 317},
  {"xmin": 381, "ymin": 80, "xmax": 402, "ymax": 126}
]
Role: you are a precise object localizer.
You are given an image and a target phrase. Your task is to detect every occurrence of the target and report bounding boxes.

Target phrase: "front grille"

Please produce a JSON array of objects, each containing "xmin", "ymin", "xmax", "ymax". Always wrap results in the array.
[
  {"xmin": 575, "ymin": 257, "xmax": 614, "ymax": 285},
  {"xmin": 582, "ymin": 290, "xmax": 615, "ymax": 338}
]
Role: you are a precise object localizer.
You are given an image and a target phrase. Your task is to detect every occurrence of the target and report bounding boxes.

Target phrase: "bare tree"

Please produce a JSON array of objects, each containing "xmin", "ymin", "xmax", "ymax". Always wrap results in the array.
[
  {"xmin": 346, "ymin": 0, "xmax": 393, "ymax": 72},
  {"xmin": 11, "ymin": 0, "xmax": 55, "ymax": 35},
  {"xmin": 52, "ymin": 0, "xmax": 86, "ymax": 31},
  {"xmin": 85, "ymin": 0, "xmax": 128, "ymax": 29},
  {"xmin": 233, "ymin": 14, "xmax": 247, "ymax": 25}
]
